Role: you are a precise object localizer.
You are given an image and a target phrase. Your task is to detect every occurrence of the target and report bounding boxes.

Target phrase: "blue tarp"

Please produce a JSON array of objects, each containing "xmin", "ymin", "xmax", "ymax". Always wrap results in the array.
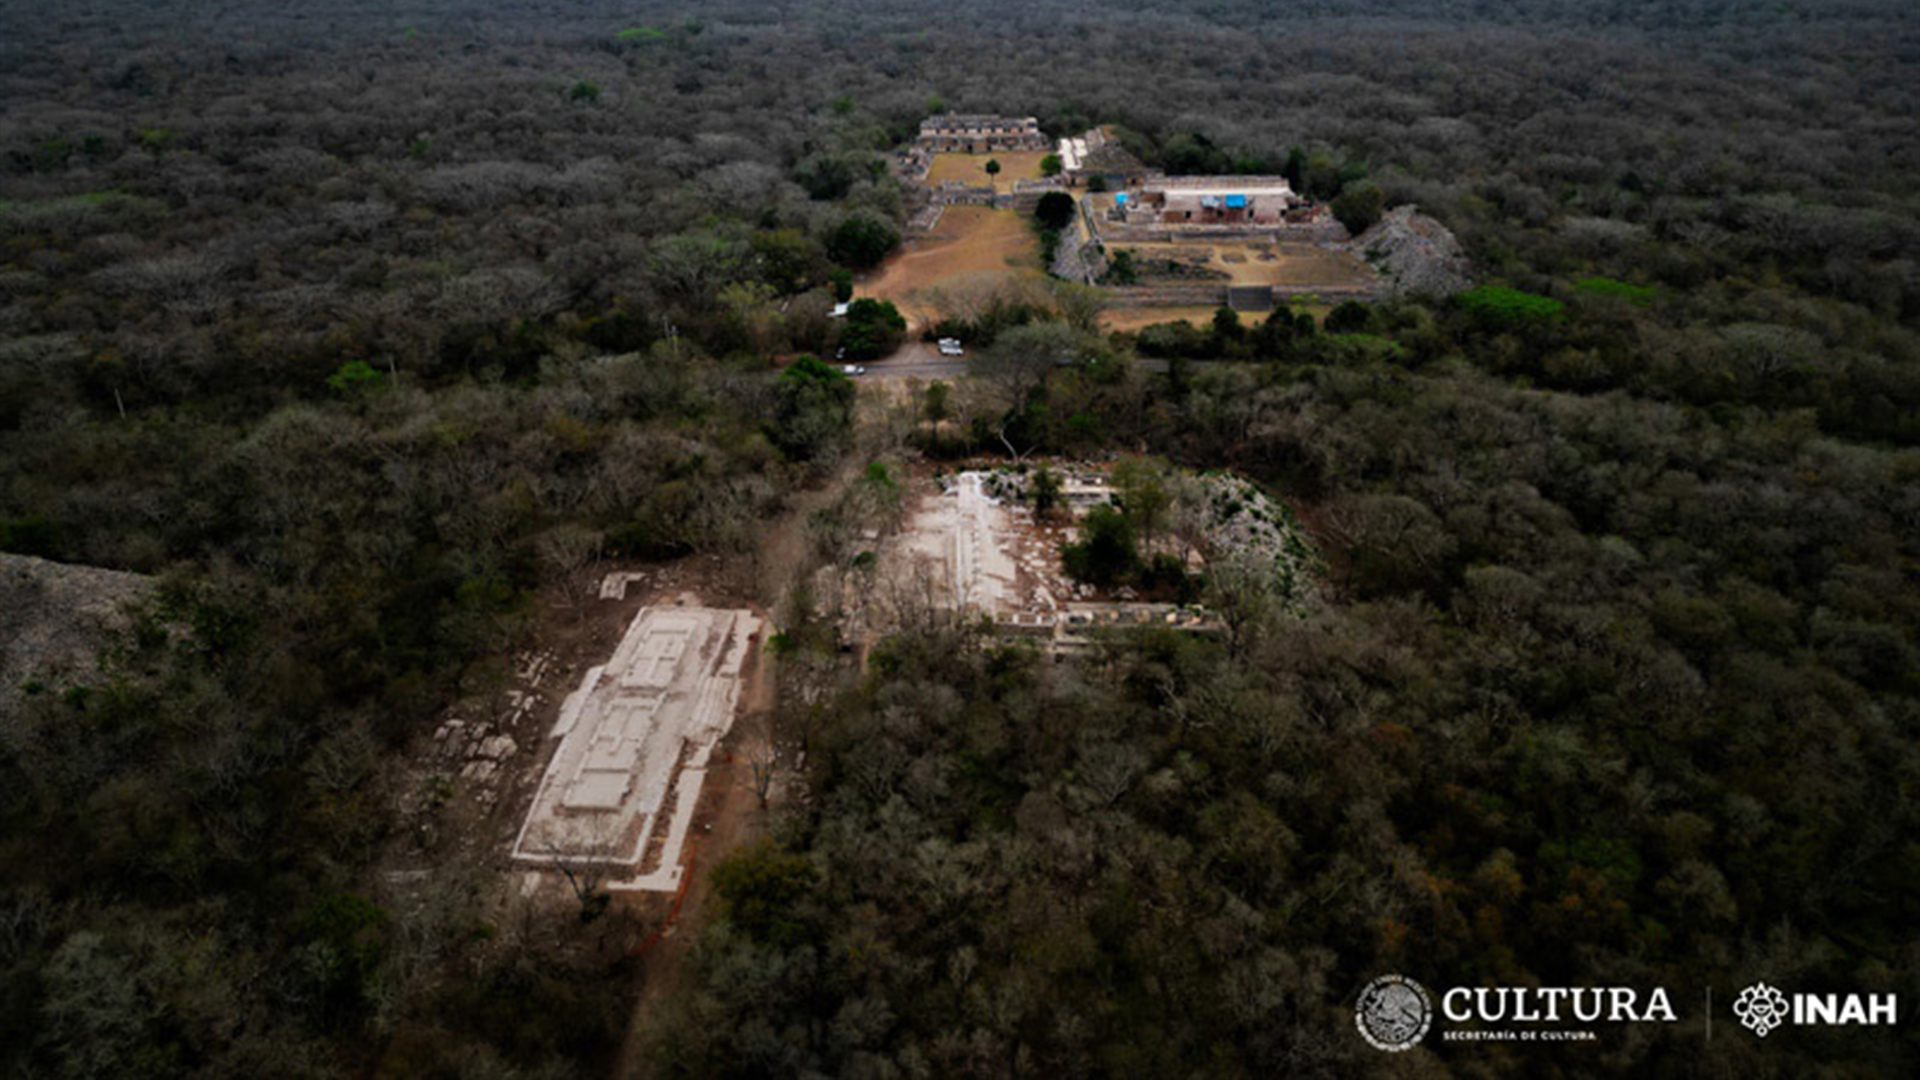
[
  {"xmin": 1115, "ymin": 192, "xmax": 1129, "ymax": 204},
  {"xmin": 1225, "ymin": 194, "xmax": 1248, "ymax": 208}
]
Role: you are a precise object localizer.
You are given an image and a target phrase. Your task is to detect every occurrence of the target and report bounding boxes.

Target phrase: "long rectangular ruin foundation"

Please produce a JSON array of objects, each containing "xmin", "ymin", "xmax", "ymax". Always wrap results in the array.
[
  {"xmin": 511, "ymin": 605, "xmax": 761, "ymax": 889},
  {"xmin": 876, "ymin": 469, "xmax": 1225, "ymax": 651}
]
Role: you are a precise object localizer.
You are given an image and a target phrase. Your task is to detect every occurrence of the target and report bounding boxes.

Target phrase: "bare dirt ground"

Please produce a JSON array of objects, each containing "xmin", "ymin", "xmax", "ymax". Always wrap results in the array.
[
  {"xmin": 609, "ymin": 634, "xmax": 776, "ymax": 1079},
  {"xmin": 1098, "ymin": 302, "xmax": 1333, "ymax": 332},
  {"xmin": 863, "ymin": 206, "xmax": 1043, "ymax": 329},
  {"xmin": 1268, "ymin": 242, "xmax": 1380, "ymax": 288},
  {"xmin": 1109, "ymin": 239, "xmax": 1376, "ymax": 289},
  {"xmin": 1101, "ymin": 305, "xmax": 1269, "ymax": 332},
  {"xmin": 606, "ymin": 452, "xmax": 876, "ymax": 1078},
  {"xmin": 923, "ymin": 149, "xmax": 1051, "ymax": 187}
]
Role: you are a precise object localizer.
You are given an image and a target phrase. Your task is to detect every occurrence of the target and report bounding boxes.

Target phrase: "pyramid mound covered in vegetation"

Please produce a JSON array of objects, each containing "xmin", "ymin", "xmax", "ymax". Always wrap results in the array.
[
  {"xmin": 1192, "ymin": 471, "xmax": 1320, "ymax": 611},
  {"xmin": 1353, "ymin": 205, "xmax": 1472, "ymax": 297},
  {"xmin": 0, "ymin": 553, "xmax": 152, "ymax": 704}
]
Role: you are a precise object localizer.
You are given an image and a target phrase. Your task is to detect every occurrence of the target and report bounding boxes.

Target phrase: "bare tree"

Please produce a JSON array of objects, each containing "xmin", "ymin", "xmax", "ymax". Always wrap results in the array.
[
  {"xmin": 1048, "ymin": 279, "xmax": 1108, "ymax": 334},
  {"xmin": 746, "ymin": 734, "xmax": 778, "ymax": 810},
  {"xmin": 1205, "ymin": 550, "xmax": 1282, "ymax": 655},
  {"xmin": 536, "ymin": 523, "xmax": 605, "ymax": 617},
  {"xmin": 535, "ymin": 813, "xmax": 623, "ymax": 923}
]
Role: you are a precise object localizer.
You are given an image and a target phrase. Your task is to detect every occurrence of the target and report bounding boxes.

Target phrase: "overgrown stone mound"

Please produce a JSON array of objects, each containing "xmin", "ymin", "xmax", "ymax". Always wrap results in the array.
[
  {"xmin": 1353, "ymin": 205, "xmax": 1472, "ymax": 297},
  {"xmin": 0, "ymin": 553, "xmax": 153, "ymax": 704},
  {"xmin": 1193, "ymin": 472, "xmax": 1320, "ymax": 610},
  {"xmin": 979, "ymin": 463, "xmax": 1320, "ymax": 612}
]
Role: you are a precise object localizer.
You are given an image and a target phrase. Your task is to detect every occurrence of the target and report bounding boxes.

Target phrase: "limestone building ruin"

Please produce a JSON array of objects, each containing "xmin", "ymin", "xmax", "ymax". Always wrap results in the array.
[
  {"xmin": 512, "ymin": 605, "xmax": 761, "ymax": 887},
  {"xmin": 917, "ymin": 114, "xmax": 1049, "ymax": 153},
  {"xmin": 1055, "ymin": 126, "xmax": 1153, "ymax": 188}
]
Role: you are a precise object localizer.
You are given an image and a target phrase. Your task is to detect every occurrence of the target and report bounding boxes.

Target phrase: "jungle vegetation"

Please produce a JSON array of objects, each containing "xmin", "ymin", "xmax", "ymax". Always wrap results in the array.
[{"xmin": 0, "ymin": 1, "xmax": 1916, "ymax": 1077}]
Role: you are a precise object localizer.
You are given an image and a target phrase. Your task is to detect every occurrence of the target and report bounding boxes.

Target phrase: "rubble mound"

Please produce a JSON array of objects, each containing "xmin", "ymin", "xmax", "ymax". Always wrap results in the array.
[
  {"xmin": 1352, "ymin": 205, "xmax": 1472, "ymax": 297},
  {"xmin": 1193, "ymin": 472, "xmax": 1321, "ymax": 610},
  {"xmin": 0, "ymin": 553, "xmax": 153, "ymax": 703},
  {"xmin": 980, "ymin": 464, "xmax": 1320, "ymax": 611}
]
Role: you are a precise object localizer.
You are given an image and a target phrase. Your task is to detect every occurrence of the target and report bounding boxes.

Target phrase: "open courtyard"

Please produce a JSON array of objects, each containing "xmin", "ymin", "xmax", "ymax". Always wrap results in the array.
[{"xmin": 923, "ymin": 149, "xmax": 1053, "ymax": 187}]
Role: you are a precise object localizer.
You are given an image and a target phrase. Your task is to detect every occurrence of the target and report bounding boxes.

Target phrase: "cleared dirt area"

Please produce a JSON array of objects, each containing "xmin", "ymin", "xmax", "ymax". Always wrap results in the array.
[
  {"xmin": 863, "ymin": 205, "xmax": 1043, "ymax": 328},
  {"xmin": 610, "ymin": 637, "xmax": 777, "ymax": 1080},
  {"xmin": 923, "ymin": 149, "xmax": 1052, "ymax": 187},
  {"xmin": 1101, "ymin": 305, "xmax": 1266, "ymax": 332},
  {"xmin": 1110, "ymin": 239, "xmax": 1377, "ymax": 289},
  {"xmin": 1098, "ymin": 302, "xmax": 1334, "ymax": 332},
  {"xmin": 1268, "ymin": 242, "xmax": 1380, "ymax": 288}
]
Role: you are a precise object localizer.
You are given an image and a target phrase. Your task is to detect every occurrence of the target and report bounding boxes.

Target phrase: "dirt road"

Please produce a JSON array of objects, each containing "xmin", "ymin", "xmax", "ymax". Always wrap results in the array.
[{"xmin": 608, "ymin": 636, "xmax": 775, "ymax": 1079}]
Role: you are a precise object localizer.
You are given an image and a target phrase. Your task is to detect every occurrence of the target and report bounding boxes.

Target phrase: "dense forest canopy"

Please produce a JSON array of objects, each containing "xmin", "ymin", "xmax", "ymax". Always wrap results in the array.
[{"xmin": 1, "ymin": 0, "xmax": 1917, "ymax": 1077}]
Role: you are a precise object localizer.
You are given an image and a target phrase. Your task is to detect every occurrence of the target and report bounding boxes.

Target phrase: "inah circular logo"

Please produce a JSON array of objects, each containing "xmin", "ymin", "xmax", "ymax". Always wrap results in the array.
[
  {"xmin": 1734, "ymin": 982, "xmax": 1790, "ymax": 1037},
  {"xmin": 1357, "ymin": 974, "xmax": 1433, "ymax": 1052}
]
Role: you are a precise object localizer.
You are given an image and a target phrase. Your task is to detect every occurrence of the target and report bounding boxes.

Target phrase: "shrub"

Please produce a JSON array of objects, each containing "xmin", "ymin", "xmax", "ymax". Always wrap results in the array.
[
  {"xmin": 1062, "ymin": 504, "xmax": 1139, "ymax": 586},
  {"xmin": 1324, "ymin": 300, "xmax": 1375, "ymax": 334},
  {"xmin": 827, "ymin": 212, "xmax": 900, "ymax": 270},
  {"xmin": 1331, "ymin": 181, "xmax": 1385, "ymax": 233},
  {"xmin": 712, "ymin": 840, "xmax": 815, "ymax": 946},
  {"xmin": 1575, "ymin": 276, "xmax": 1659, "ymax": 304},
  {"xmin": 1458, "ymin": 285, "xmax": 1565, "ymax": 325},
  {"xmin": 326, "ymin": 358, "xmax": 385, "ymax": 393},
  {"xmin": 769, "ymin": 354, "xmax": 854, "ymax": 460},
  {"xmin": 1035, "ymin": 191, "xmax": 1077, "ymax": 232},
  {"xmin": 840, "ymin": 298, "xmax": 906, "ymax": 360}
]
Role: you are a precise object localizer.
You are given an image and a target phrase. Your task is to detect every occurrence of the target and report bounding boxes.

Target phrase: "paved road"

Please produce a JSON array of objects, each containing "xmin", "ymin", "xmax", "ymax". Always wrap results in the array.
[
  {"xmin": 860, "ymin": 341, "xmax": 1187, "ymax": 380},
  {"xmin": 863, "ymin": 340, "xmax": 969, "ymax": 381}
]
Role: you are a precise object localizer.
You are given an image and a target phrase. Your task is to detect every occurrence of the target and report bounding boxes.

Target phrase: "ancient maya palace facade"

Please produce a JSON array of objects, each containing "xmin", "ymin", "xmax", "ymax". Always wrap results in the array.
[{"xmin": 916, "ymin": 114, "xmax": 1050, "ymax": 153}]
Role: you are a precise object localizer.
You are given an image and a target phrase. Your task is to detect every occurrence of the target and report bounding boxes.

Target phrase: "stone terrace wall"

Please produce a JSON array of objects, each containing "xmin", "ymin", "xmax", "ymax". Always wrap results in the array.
[
  {"xmin": 1104, "ymin": 281, "xmax": 1381, "ymax": 308},
  {"xmin": 931, "ymin": 182, "xmax": 997, "ymax": 207},
  {"xmin": 1051, "ymin": 205, "xmax": 1108, "ymax": 285},
  {"xmin": 1095, "ymin": 219, "xmax": 1351, "ymax": 245},
  {"xmin": 1104, "ymin": 284, "xmax": 1230, "ymax": 307}
]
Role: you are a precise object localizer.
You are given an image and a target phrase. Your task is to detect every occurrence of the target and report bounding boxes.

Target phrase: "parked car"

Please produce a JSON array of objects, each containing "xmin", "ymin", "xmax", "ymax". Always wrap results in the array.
[
  {"xmin": 937, "ymin": 338, "xmax": 965, "ymax": 356},
  {"xmin": 841, "ymin": 364, "xmax": 867, "ymax": 376}
]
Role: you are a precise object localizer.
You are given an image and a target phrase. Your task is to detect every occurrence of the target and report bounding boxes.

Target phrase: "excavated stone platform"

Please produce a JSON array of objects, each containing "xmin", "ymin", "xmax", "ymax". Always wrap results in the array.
[{"xmin": 511, "ymin": 604, "xmax": 762, "ymax": 890}]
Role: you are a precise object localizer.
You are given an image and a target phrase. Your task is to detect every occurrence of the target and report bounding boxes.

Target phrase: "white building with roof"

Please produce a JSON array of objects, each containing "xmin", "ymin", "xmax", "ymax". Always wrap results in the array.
[{"xmin": 1124, "ymin": 176, "xmax": 1300, "ymax": 225}]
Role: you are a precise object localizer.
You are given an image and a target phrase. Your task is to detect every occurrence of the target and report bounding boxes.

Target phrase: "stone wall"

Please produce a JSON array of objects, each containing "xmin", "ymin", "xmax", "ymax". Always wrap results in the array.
[
  {"xmin": 1103, "ymin": 281, "xmax": 1381, "ymax": 308},
  {"xmin": 930, "ymin": 182, "xmax": 997, "ymax": 207},
  {"xmin": 1050, "ymin": 200, "xmax": 1109, "ymax": 285},
  {"xmin": 1095, "ymin": 218, "xmax": 1350, "ymax": 245},
  {"xmin": 1104, "ymin": 284, "xmax": 1231, "ymax": 308}
]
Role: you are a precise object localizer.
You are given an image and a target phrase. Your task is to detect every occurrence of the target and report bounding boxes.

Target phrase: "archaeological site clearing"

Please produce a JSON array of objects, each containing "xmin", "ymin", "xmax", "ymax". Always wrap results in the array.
[
  {"xmin": 512, "ymin": 602, "xmax": 763, "ymax": 892},
  {"xmin": 874, "ymin": 113, "xmax": 1427, "ymax": 330},
  {"xmin": 860, "ymin": 461, "xmax": 1318, "ymax": 651}
]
